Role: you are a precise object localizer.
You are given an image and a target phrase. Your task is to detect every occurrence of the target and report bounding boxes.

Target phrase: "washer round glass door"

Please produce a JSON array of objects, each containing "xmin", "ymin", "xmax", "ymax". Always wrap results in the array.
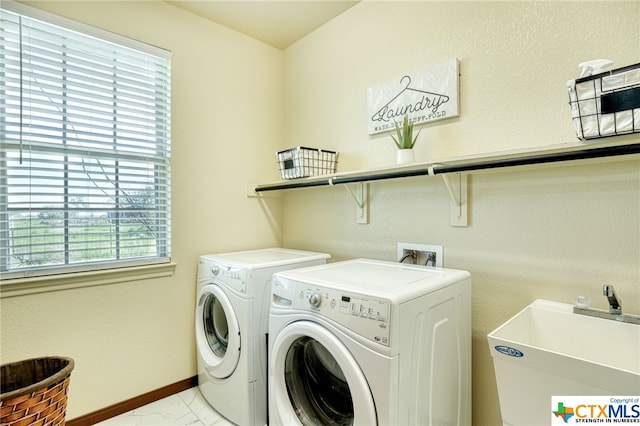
[
  {"xmin": 196, "ymin": 283, "xmax": 241, "ymax": 379},
  {"xmin": 270, "ymin": 320, "xmax": 376, "ymax": 426}
]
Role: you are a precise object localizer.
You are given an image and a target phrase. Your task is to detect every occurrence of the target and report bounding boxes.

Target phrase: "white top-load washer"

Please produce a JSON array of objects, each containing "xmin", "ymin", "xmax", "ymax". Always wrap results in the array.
[
  {"xmin": 196, "ymin": 248, "xmax": 330, "ymax": 426},
  {"xmin": 268, "ymin": 258, "xmax": 472, "ymax": 426}
]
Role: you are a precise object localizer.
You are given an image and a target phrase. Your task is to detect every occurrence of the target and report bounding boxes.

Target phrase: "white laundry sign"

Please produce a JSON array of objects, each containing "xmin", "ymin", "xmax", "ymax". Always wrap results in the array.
[{"xmin": 367, "ymin": 58, "xmax": 459, "ymax": 135}]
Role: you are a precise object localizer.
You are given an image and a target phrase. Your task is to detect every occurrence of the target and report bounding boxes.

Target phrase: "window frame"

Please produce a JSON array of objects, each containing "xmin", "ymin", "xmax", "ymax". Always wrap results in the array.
[{"xmin": 0, "ymin": 1, "xmax": 174, "ymax": 293}]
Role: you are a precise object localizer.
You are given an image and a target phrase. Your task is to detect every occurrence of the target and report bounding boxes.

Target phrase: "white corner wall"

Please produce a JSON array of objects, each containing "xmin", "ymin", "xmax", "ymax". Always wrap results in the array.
[
  {"xmin": 281, "ymin": 2, "xmax": 639, "ymax": 425},
  {"xmin": 0, "ymin": 0, "xmax": 284, "ymax": 419}
]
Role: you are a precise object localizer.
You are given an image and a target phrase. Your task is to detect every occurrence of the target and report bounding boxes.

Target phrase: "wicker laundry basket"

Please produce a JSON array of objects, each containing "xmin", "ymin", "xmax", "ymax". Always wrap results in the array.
[{"xmin": 1, "ymin": 357, "xmax": 74, "ymax": 426}]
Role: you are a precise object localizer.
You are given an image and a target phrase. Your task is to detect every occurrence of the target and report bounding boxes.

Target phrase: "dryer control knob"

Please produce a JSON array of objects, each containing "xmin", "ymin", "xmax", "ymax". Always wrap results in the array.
[
  {"xmin": 308, "ymin": 292, "xmax": 321, "ymax": 308},
  {"xmin": 210, "ymin": 266, "xmax": 219, "ymax": 276}
]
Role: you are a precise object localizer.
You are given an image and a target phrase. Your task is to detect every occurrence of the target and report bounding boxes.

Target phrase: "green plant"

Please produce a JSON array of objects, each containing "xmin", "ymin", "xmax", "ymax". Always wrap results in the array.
[{"xmin": 391, "ymin": 115, "xmax": 422, "ymax": 149}]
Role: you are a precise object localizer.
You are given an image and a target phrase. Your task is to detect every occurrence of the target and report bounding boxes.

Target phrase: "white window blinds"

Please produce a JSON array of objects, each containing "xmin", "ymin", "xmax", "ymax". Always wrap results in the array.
[{"xmin": 1, "ymin": 3, "xmax": 172, "ymax": 279}]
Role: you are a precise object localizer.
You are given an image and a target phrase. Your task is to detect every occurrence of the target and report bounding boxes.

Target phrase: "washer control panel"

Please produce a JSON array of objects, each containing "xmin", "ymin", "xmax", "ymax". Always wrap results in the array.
[
  {"xmin": 273, "ymin": 278, "xmax": 391, "ymax": 347},
  {"xmin": 199, "ymin": 259, "xmax": 247, "ymax": 293}
]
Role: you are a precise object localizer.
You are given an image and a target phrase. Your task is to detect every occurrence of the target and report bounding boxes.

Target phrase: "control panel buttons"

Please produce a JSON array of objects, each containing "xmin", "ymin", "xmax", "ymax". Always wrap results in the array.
[{"xmin": 293, "ymin": 284, "xmax": 391, "ymax": 347}]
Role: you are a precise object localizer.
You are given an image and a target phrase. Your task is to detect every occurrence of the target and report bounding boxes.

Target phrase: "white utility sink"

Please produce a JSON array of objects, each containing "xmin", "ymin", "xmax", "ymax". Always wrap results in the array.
[{"xmin": 488, "ymin": 299, "xmax": 640, "ymax": 426}]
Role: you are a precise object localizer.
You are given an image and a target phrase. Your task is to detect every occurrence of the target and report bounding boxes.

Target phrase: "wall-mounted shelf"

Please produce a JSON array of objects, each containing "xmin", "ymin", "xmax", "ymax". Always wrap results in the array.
[
  {"xmin": 254, "ymin": 143, "xmax": 640, "ymax": 192},
  {"xmin": 249, "ymin": 143, "xmax": 640, "ymax": 226}
]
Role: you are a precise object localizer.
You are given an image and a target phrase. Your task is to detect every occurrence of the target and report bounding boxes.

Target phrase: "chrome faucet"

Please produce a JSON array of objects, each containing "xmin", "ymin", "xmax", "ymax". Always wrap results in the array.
[
  {"xmin": 573, "ymin": 284, "xmax": 639, "ymax": 325},
  {"xmin": 603, "ymin": 284, "xmax": 622, "ymax": 314}
]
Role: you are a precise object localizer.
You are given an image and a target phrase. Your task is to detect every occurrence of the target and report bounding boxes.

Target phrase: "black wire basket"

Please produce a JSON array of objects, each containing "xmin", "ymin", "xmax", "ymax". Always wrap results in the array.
[
  {"xmin": 568, "ymin": 63, "xmax": 640, "ymax": 140},
  {"xmin": 277, "ymin": 147, "xmax": 338, "ymax": 180}
]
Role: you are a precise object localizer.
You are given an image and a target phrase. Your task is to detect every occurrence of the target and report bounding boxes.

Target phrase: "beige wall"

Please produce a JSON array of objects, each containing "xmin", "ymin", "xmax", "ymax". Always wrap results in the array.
[
  {"xmin": 0, "ymin": 0, "xmax": 284, "ymax": 419},
  {"xmin": 281, "ymin": 1, "xmax": 639, "ymax": 425},
  {"xmin": 1, "ymin": 1, "xmax": 638, "ymax": 425}
]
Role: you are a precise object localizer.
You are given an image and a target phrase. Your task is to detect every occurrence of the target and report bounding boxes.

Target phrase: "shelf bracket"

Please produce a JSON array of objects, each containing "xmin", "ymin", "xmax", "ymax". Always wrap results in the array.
[
  {"xmin": 343, "ymin": 182, "xmax": 369, "ymax": 224},
  {"xmin": 440, "ymin": 173, "xmax": 468, "ymax": 227}
]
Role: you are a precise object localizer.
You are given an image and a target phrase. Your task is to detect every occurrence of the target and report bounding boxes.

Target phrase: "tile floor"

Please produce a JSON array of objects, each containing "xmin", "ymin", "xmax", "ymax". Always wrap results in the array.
[{"xmin": 95, "ymin": 387, "xmax": 236, "ymax": 426}]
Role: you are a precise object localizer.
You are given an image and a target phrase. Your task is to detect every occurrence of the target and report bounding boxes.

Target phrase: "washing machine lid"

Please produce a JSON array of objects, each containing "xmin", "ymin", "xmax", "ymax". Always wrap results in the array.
[
  {"xmin": 274, "ymin": 258, "xmax": 470, "ymax": 303},
  {"xmin": 201, "ymin": 248, "xmax": 330, "ymax": 269}
]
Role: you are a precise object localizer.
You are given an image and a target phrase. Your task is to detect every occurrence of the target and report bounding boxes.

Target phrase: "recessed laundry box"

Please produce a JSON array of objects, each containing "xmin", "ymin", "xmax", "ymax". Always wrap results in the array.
[{"xmin": 488, "ymin": 299, "xmax": 640, "ymax": 426}]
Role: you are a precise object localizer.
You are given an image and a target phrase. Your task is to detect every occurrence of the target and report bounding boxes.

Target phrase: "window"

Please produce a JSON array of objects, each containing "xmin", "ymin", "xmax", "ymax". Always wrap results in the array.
[{"xmin": 1, "ymin": 2, "xmax": 171, "ymax": 280}]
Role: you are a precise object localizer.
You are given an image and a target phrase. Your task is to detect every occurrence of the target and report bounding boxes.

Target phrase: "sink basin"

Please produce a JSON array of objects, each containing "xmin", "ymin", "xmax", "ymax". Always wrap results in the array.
[{"xmin": 488, "ymin": 299, "xmax": 640, "ymax": 426}]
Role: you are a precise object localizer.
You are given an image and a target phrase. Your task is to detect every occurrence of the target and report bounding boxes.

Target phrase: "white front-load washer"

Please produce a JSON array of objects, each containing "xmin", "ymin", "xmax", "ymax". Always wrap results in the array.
[
  {"xmin": 268, "ymin": 258, "xmax": 472, "ymax": 426},
  {"xmin": 196, "ymin": 248, "xmax": 330, "ymax": 426}
]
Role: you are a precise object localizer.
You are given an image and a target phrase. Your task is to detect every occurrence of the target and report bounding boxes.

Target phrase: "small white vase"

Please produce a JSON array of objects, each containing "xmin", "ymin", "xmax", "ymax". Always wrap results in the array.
[{"xmin": 396, "ymin": 148, "xmax": 415, "ymax": 164}]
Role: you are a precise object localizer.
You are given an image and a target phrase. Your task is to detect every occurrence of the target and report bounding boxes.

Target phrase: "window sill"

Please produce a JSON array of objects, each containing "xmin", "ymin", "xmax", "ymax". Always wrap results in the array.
[{"xmin": 0, "ymin": 262, "xmax": 177, "ymax": 298}]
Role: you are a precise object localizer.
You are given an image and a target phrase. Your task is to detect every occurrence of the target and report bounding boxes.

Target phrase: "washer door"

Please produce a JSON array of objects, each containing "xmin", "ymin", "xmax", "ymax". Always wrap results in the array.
[
  {"xmin": 270, "ymin": 320, "xmax": 377, "ymax": 426},
  {"xmin": 196, "ymin": 283, "xmax": 241, "ymax": 379}
]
